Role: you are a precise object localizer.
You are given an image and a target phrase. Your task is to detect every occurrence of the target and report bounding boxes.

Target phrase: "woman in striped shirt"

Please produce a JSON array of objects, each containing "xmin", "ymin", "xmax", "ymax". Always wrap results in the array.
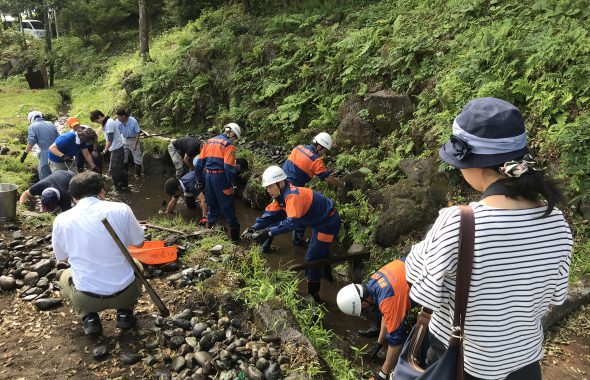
[{"xmin": 406, "ymin": 98, "xmax": 573, "ymax": 380}]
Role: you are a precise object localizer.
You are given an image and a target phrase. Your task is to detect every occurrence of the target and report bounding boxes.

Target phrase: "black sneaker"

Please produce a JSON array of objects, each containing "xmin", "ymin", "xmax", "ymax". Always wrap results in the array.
[
  {"xmin": 82, "ymin": 313, "xmax": 103, "ymax": 336},
  {"xmin": 116, "ymin": 309, "xmax": 136, "ymax": 330}
]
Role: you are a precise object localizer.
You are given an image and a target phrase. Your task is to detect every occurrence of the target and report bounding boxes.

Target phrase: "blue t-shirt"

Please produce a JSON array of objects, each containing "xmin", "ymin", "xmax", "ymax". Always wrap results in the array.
[
  {"xmin": 117, "ymin": 116, "xmax": 141, "ymax": 138},
  {"xmin": 48, "ymin": 132, "xmax": 87, "ymax": 163}
]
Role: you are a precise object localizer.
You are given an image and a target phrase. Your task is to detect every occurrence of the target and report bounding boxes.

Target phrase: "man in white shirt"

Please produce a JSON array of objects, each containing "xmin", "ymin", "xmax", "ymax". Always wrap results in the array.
[
  {"xmin": 90, "ymin": 109, "xmax": 127, "ymax": 191},
  {"xmin": 52, "ymin": 172, "xmax": 144, "ymax": 335}
]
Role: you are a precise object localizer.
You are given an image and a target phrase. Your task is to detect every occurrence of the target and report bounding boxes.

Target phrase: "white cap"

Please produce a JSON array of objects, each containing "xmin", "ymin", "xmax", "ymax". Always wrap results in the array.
[
  {"xmin": 336, "ymin": 284, "xmax": 364, "ymax": 317},
  {"xmin": 28, "ymin": 111, "xmax": 43, "ymax": 123},
  {"xmin": 224, "ymin": 123, "xmax": 241, "ymax": 138},
  {"xmin": 313, "ymin": 132, "xmax": 333, "ymax": 150},
  {"xmin": 262, "ymin": 165, "xmax": 287, "ymax": 187}
]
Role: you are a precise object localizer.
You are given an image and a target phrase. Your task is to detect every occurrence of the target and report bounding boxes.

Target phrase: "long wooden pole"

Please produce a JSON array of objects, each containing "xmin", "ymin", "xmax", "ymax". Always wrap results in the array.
[{"xmin": 102, "ymin": 218, "xmax": 169, "ymax": 317}]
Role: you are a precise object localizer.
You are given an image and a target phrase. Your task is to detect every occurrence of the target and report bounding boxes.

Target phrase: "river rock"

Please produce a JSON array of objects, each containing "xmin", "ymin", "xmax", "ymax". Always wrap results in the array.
[
  {"xmin": 23, "ymin": 272, "xmax": 39, "ymax": 286},
  {"xmin": 258, "ymin": 346, "xmax": 270, "ymax": 359},
  {"xmin": 36, "ymin": 277, "xmax": 49, "ymax": 289},
  {"xmin": 192, "ymin": 322, "xmax": 208, "ymax": 338},
  {"xmin": 145, "ymin": 355, "xmax": 158, "ymax": 365},
  {"xmin": 168, "ymin": 335, "xmax": 185, "ymax": 350},
  {"xmin": 145, "ymin": 339, "xmax": 160, "ymax": 349},
  {"xmin": 264, "ymin": 362, "xmax": 282, "ymax": 380},
  {"xmin": 193, "ymin": 351, "xmax": 213, "ymax": 372},
  {"xmin": 32, "ymin": 259, "xmax": 54, "ymax": 277},
  {"xmin": 171, "ymin": 356, "xmax": 186, "ymax": 372},
  {"xmin": 209, "ymin": 245, "xmax": 223, "ymax": 255},
  {"xmin": 173, "ymin": 318, "xmax": 192, "ymax": 330},
  {"xmin": 33, "ymin": 298, "xmax": 62, "ymax": 310},
  {"xmin": 120, "ymin": 352, "xmax": 143, "ymax": 365},
  {"xmin": 239, "ymin": 363, "xmax": 264, "ymax": 380},
  {"xmin": 185, "ymin": 336, "xmax": 197, "ymax": 347},
  {"xmin": 92, "ymin": 345, "xmax": 109, "ymax": 360},
  {"xmin": 155, "ymin": 369, "xmax": 172, "ymax": 380},
  {"xmin": 0, "ymin": 275, "xmax": 16, "ymax": 290},
  {"xmin": 255, "ymin": 357, "xmax": 269, "ymax": 371}
]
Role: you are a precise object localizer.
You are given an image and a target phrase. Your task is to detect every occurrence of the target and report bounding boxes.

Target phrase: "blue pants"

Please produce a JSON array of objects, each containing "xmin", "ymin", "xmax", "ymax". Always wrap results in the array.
[
  {"xmin": 204, "ymin": 172, "xmax": 238, "ymax": 227},
  {"xmin": 305, "ymin": 210, "xmax": 341, "ymax": 282},
  {"xmin": 38, "ymin": 150, "xmax": 51, "ymax": 180}
]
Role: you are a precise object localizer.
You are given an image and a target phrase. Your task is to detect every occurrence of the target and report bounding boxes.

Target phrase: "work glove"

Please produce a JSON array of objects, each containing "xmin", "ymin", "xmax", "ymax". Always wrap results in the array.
[
  {"xmin": 251, "ymin": 228, "xmax": 270, "ymax": 243},
  {"xmin": 241, "ymin": 227, "xmax": 255, "ymax": 239},
  {"xmin": 367, "ymin": 342, "xmax": 384, "ymax": 360},
  {"xmin": 62, "ymin": 155, "xmax": 73, "ymax": 164},
  {"xmin": 20, "ymin": 151, "xmax": 28, "ymax": 163},
  {"xmin": 369, "ymin": 369, "xmax": 389, "ymax": 380}
]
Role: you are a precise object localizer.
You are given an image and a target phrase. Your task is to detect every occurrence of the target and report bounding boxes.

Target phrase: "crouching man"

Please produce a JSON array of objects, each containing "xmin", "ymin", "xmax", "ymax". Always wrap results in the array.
[
  {"xmin": 52, "ymin": 172, "xmax": 144, "ymax": 335},
  {"xmin": 336, "ymin": 258, "xmax": 411, "ymax": 380}
]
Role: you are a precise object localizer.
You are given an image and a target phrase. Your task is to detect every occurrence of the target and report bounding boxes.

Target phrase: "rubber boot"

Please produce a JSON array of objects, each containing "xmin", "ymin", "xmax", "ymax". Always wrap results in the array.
[
  {"xmin": 124, "ymin": 162, "xmax": 129, "ymax": 173},
  {"xmin": 134, "ymin": 164, "xmax": 142, "ymax": 179},
  {"xmin": 307, "ymin": 281, "xmax": 324, "ymax": 304},
  {"xmin": 229, "ymin": 223, "xmax": 241, "ymax": 243}
]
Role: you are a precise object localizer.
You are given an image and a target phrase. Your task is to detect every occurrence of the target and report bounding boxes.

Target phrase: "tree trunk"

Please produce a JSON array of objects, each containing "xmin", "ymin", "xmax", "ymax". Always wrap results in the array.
[
  {"xmin": 138, "ymin": 0, "xmax": 150, "ymax": 61},
  {"xmin": 43, "ymin": 0, "xmax": 54, "ymax": 86}
]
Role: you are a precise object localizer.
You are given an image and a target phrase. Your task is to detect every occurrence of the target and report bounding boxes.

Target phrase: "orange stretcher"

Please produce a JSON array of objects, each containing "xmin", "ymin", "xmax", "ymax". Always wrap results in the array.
[{"xmin": 128, "ymin": 240, "xmax": 178, "ymax": 265}]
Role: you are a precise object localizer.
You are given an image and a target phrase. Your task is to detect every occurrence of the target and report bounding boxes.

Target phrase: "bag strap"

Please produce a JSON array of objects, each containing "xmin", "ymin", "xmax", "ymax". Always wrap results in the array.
[{"xmin": 453, "ymin": 205, "xmax": 474, "ymax": 329}]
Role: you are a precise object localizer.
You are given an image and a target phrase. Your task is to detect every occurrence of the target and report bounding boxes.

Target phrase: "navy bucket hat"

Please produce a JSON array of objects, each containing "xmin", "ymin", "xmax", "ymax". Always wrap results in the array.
[{"xmin": 439, "ymin": 97, "xmax": 530, "ymax": 169}]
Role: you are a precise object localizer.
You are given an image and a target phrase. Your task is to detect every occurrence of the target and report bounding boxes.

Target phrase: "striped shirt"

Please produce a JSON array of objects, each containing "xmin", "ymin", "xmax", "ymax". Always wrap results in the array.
[{"xmin": 406, "ymin": 202, "xmax": 572, "ymax": 379}]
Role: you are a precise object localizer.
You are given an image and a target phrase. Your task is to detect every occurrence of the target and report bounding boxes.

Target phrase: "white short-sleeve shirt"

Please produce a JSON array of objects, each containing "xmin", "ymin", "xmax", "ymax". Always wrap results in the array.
[
  {"xmin": 52, "ymin": 197, "xmax": 144, "ymax": 295},
  {"xmin": 103, "ymin": 117, "xmax": 124, "ymax": 151}
]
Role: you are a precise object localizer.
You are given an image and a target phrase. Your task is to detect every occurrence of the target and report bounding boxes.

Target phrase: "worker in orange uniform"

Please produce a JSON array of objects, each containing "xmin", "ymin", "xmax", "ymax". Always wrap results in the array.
[
  {"xmin": 245, "ymin": 166, "xmax": 341, "ymax": 303},
  {"xmin": 194, "ymin": 123, "xmax": 242, "ymax": 241},
  {"xmin": 260, "ymin": 132, "xmax": 343, "ymax": 252},
  {"xmin": 336, "ymin": 258, "xmax": 411, "ymax": 380}
]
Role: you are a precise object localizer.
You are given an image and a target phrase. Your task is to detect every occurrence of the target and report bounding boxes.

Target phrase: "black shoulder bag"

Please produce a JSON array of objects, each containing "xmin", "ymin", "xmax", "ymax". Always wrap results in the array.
[{"xmin": 393, "ymin": 205, "xmax": 474, "ymax": 380}]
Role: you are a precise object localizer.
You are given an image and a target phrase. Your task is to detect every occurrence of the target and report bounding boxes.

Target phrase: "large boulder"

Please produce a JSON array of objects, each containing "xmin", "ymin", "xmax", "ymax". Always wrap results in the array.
[
  {"xmin": 143, "ymin": 152, "xmax": 175, "ymax": 177},
  {"xmin": 374, "ymin": 158, "xmax": 449, "ymax": 247},
  {"xmin": 337, "ymin": 112, "xmax": 377, "ymax": 148},
  {"xmin": 363, "ymin": 90, "xmax": 414, "ymax": 136}
]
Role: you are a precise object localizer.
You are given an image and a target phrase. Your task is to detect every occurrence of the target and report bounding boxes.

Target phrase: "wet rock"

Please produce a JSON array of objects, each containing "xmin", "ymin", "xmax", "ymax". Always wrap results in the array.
[
  {"xmin": 192, "ymin": 322, "xmax": 208, "ymax": 338},
  {"xmin": 145, "ymin": 339, "xmax": 160, "ymax": 349},
  {"xmin": 209, "ymin": 245, "xmax": 223, "ymax": 255},
  {"xmin": 32, "ymin": 259, "xmax": 54, "ymax": 277},
  {"xmin": 0, "ymin": 275, "xmax": 16, "ymax": 291},
  {"xmin": 173, "ymin": 308, "xmax": 193, "ymax": 320},
  {"xmin": 22, "ymin": 286, "xmax": 43, "ymax": 297},
  {"xmin": 230, "ymin": 318, "xmax": 241, "ymax": 328},
  {"xmin": 240, "ymin": 363, "xmax": 264, "ymax": 380},
  {"xmin": 22, "ymin": 294, "xmax": 39, "ymax": 302},
  {"xmin": 171, "ymin": 356, "xmax": 186, "ymax": 372},
  {"xmin": 92, "ymin": 345, "xmax": 109, "ymax": 360},
  {"xmin": 33, "ymin": 298, "xmax": 62, "ymax": 310},
  {"xmin": 184, "ymin": 353, "xmax": 195, "ymax": 369},
  {"xmin": 178, "ymin": 343, "xmax": 192, "ymax": 356},
  {"xmin": 256, "ymin": 357, "xmax": 269, "ymax": 371},
  {"xmin": 23, "ymin": 272, "xmax": 39, "ymax": 286},
  {"xmin": 145, "ymin": 355, "xmax": 158, "ymax": 365},
  {"xmin": 264, "ymin": 362, "xmax": 282, "ymax": 380},
  {"xmin": 278, "ymin": 355, "xmax": 289, "ymax": 365},
  {"xmin": 155, "ymin": 369, "xmax": 172, "ymax": 380},
  {"xmin": 120, "ymin": 352, "xmax": 143, "ymax": 365},
  {"xmin": 173, "ymin": 318, "xmax": 192, "ymax": 330}
]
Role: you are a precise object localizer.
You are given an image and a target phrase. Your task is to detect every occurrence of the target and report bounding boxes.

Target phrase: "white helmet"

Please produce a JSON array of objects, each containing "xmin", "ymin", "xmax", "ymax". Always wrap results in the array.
[
  {"xmin": 336, "ymin": 283, "xmax": 364, "ymax": 317},
  {"xmin": 28, "ymin": 111, "xmax": 43, "ymax": 123},
  {"xmin": 262, "ymin": 165, "xmax": 287, "ymax": 187},
  {"xmin": 224, "ymin": 123, "xmax": 241, "ymax": 138},
  {"xmin": 313, "ymin": 132, "xmax": 333, "ymax": 150}
]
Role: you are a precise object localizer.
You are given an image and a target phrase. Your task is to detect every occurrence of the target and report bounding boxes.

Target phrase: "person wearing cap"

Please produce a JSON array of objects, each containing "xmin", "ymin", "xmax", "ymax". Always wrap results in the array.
[
  {"xmin": 21, "ymin": 111, "xmax": 58, "ymax": 180},
  {"xmin": 163, "ymin": 170, "xmax": 208, "ymax": 225},
  {"xmin": 260, "ymin": 132, "xmax": 344, "ymax": 253},
  {"xmin": 52, "ymin": 171, "xmax": 145, "ymax": 336},
  {"xmin": 90, "ymin": 110, "xmax": 127, "ymax": 191},
  {"xmin": 48, "ymin": 128, "xmax": 98, "ymax": 174},
  {"xmin": 114, "ymin": 108, "xmax": 143, "ymax": 178},
  {"xmin": 405, "ymin": 98, "xmax": 572, "ymax": 380},
  {"xmin": 168, "ymin": 136, "xmax": 201, "ymax": 178},
  {"xmin": 19, "ymin": 170, "xmax": 75, "ymax": 212},
  {"xmin": 194, "ymin": 123, "xmax": 242, "ymax": 241},
  {"xmin": 336, "ymin": 258, "xmax": 411, "ymax": 380},
  {"xmin": 65, "ymin": 117, "xmax": 102, "ymax": 174},
  {"xmin": 244, "ymin": 165, "xmax": 341, "ymax": 303}
]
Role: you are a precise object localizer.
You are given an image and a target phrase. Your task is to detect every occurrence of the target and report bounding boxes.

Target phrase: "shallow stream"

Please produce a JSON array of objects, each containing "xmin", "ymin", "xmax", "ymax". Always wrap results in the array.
[{"xmin": 115, "ymin": 171, "xmax": 375, "ymax": 355}]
